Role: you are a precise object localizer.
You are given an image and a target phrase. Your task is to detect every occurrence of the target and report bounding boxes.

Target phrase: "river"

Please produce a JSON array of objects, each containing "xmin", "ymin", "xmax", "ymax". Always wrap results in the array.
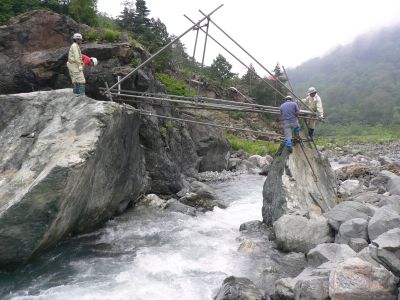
[{"xmin": 0, "ymin": 174, "xmax": 268, "ymax": 300}]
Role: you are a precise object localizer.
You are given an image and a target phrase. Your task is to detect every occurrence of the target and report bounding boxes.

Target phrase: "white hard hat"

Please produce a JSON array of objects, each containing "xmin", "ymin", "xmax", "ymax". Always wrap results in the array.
[
  {"xmin": 73, "ymin": 33, "xmax": 83, "ymax": 40},
  {"xmin": 308, "ymin": 86, "xmax": 317, "ymax": 94},
  {"xmin": 285, "ymin": 95, "xmax": 292, "ymax": 101},
  {"xmin": 90, "ymin": 57, "xmax": 98, "ymax": 66}
]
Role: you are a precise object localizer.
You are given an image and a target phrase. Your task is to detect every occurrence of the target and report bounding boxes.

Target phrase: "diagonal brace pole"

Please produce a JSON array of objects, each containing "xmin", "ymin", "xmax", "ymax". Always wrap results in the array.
[{"xmin": 106, "ymin": 4, "xmax": 224, "ymax": 93}]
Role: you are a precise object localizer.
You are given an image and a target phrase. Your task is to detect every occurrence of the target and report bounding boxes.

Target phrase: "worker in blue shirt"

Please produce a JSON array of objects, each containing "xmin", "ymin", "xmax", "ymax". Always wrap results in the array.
[{"xmin": 279, "ymin": 95, "xmax": 301, "ymax": 153}]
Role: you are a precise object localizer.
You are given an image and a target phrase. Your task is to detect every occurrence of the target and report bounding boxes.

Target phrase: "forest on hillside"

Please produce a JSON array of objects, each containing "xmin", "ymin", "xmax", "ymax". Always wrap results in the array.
[{"xmin": 289, "ymin": 25, "xmax": 400, "ymax": 133}]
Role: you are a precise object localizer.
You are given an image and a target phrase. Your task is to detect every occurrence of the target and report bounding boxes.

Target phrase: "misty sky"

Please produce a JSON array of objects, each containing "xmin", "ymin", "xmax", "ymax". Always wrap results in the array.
[{"xmin": 97, "ymin": 0, "xmax": 400, "ymax": 75}]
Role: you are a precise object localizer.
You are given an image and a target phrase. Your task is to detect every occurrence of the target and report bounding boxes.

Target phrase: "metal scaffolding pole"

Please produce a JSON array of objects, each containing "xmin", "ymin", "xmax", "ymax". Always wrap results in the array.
[{"xmin": 106, "ymin": 4, "xmax": 223, "ymax": 93}]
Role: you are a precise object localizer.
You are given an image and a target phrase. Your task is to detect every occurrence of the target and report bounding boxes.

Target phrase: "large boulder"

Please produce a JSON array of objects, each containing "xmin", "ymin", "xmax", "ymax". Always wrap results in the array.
[
  {"xmin": 329, "ymin": 257, "xmax": 398, "ymax": 300},
  {"xmin": 325, "ymin": 201, "xmax": 374, "ymax": 231},
  {"xmin": 370, "ymin": 228, "xmax": 400, "ymax": 276},
  {"xmin": 214, "ymin": 276, "xmax": 266, "ymax": 300},
  {"xmin": 262, "ymin": 144, "xmax": 337, "ymax": 225},
  {"xmin": 368, "ymin": 206, "xmax": 400, "ymax": 241},
  {"xmin": 0, "ymin": 90, "xmax": 146, "ymax": 269},
  {"xmin": 387, "ymin": 176, "xmax": 400, "ymax": 196},
  {"xmin": 273, "ymin": 215, "xmax": 333, "ymax": 253},
  {"xmin": 307, "ymin": 243, "xmax": 356, "ymax": 267},
  {"xmin": 336, "ymin": 218, "xmax": 369, "ymax": 245}
]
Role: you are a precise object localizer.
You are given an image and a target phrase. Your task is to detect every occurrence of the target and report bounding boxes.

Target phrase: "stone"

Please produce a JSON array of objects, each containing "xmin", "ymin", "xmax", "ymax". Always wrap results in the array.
[
  {"xmin": 239, "ymin": 220, "xmax": 270, "ymax": 236},
  {"xmin": 273, "ymin": 215, "xmax": 333, "ymax": 253},
  {"xmin": 275, "ymin": 278, "xmax": 296, "ymax": 299},
  {"xmin": 0, "ymin": 90, "xmax": 147, "ymax": 270},
  {"xmin": 164, "ymin": 199, "xmax": 197, "ymax": 216},
  {"xmin": 263, "ymin": 144, "xmax": 337, "ymax": 226},
  {"xmin": 348, "ymin": 238, "xmax": 368, "ymax": 253},
  {"xmin": 338, "ymin": 179, "xmax": 364, "ymax": 198},
  {"xmin": 228, "ymin": 157, "xmax": 242, "ymax": 170},
  {"xmin": 214, "ymin": 276, "xmax": 265, "ymax": 300},
  {"xmin": 307, "ymin": 243, "xmax": 356, "ymax": 267},
  {"xmin": 325, "ymin": 201, "xmax": 374, "ymax": 231},
  {"xmin": 368, "ymin": 206, "xmax": 400, "ymax": 241},
  {"xmin": 387, "ymin": 177, "xmax": 400, "ymax": 196},
  {"xmin": 336, "ymin": 218, "xmax": 368, "ymax": 244},
  {"xmin": 356, "ymin": 247, "xmax": 382, "ymax": 267},
  {"xmin": 329, "ymin": 257, "xmax": 398, "ymax": 300},
  {"xmin": 248, "ymin": 155, "xmax": 269, "ymax": 168},
  {"xmin": 369, "ymin": 171, "xmax": 398, "ymax": 191}
]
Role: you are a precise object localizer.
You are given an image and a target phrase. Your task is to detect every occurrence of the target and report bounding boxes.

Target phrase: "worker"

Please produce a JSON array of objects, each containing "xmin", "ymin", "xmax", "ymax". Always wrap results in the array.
[
  {"xmin": 304, "ymin": 86, "xmax": 324, "ymax": 140},
  {"xmin": 82, "ymin": 54, "xmax": 98, "ymax": 67},
  {"xmin": 279, "ymin": 95, "xmax": 301, "ymax": 153},
  {"xmin": 67, "ymin": 33, "xmax": 85, "ymax": 96}
]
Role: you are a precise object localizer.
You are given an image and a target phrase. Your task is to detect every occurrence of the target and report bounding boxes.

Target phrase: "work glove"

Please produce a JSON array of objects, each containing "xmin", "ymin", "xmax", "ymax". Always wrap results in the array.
[{"xmin": 78, "ymin": 65, "xmax": 83, "ymax": 71}]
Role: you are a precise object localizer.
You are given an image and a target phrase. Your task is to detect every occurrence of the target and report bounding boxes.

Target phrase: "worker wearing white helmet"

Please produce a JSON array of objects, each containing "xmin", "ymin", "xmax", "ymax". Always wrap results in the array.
[
  {"xmin": 303, "ymin": 86, "xmax": 324, "ymax": 140},
  {"xmin": 67, "ymin": 33, "xmax": 86, "ymax": 96}
]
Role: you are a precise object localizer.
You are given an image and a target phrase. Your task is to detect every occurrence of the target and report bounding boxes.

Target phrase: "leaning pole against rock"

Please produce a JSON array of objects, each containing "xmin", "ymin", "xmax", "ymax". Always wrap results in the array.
[
  {"xmin": 262, "ymin": 143, "xmax": 338, "ymax": 226},
  {"xmin": 0, "ymin": 90, "xmax": 146, "ymax": 270}
]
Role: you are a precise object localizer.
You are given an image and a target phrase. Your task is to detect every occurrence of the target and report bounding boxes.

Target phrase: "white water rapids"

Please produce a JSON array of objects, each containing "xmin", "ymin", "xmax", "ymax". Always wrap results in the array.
[{"xmin": 2, "ymin": 174, "xmax": 268, "ymax": 300}]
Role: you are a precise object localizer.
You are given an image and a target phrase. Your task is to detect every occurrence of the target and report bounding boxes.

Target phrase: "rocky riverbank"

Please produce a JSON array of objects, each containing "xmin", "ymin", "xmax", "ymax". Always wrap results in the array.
[{"xmin": 212, "ymin": 141, "xmax": 400, "ymax": 300}]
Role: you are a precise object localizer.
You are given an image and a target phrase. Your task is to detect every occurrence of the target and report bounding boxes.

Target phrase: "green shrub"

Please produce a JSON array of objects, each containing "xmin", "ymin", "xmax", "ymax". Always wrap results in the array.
[
  {"xmin": 227, "ymin": 134, "xmax": 279, "ymax": 156},
  {"xmin": 155, "ymin": 72, "xmax": 195, "ymax": 97},
  {"xmin": 84, "ymin": 29, "xmax": 99, "ymax": 42},
  {"xmin": 228, "ymin": 111, "xmax": 246, "ymax": 120},
  {"xmin": 103, "ymin": 28, "xmax": 120, "ymax": 42}
]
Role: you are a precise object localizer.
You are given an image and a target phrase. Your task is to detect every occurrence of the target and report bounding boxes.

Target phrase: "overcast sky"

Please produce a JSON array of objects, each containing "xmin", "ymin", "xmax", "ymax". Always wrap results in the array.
[{"xmin": 97, "ymin": 0, "xmax": 400, "ymax": 76}]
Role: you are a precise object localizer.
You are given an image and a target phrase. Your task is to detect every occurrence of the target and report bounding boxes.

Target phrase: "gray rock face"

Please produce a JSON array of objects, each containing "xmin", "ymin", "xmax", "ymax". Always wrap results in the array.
[
  {"xmin": 336, "ymin": 218, "xmax": 368, "ymax": 245},
  {"xmin": 214, "ymin": 276, "xmax": 265, "ymax": 300},
  {"xmin": 368, "ymin": 206, "xmax": 400, "ymax": 241},
  {"xmin": 370, "ymin": 228, "xmax": 400, "ymax": 276},
  {"xmin": 329, "ymin": 257, "xmax": 398, "ymax": 300},
  {"xmin": 370, "ymin": 171, "xmax": 398, "ymax": 191},
  {"xmin": 273, "ymin": 215, "xmax": 333, "ymax": 253},
  {"xmin": 0, "ymin": 90, "xmax": 146, "ymax": 269},
  {"xmin": 262, "ymin": 144, "xmax": 337, "ymax": 225},
  {"xmin": 307, "ymin": 243, "xmax": 356, "ymax": 268},
  {"xmin": 325, "ymin": 201, "xmax": 374, "ymax": 231}
]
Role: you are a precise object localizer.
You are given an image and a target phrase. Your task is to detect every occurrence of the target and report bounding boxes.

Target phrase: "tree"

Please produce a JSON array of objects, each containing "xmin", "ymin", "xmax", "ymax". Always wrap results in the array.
[
  {"xmin": 0, "ymin": 0, "xmax": 41, "ymax": 24},
  {"xmin": 68, "ymin": 0, "xmax": 98, "ymax": 26},
  {"xmin": 240, "ymin": 63, "xmax": 258, "ymax": 94},
  {"xmin": 207, "ymin": 54, "xmax": 235, "ymax": 86},
  {"xmin": 133, "ymin": 0, "xmax": 150, "ymax": 35},
  {"xmin": 117, "ymin": 0, "xmax": 135, "ymax": 31}
]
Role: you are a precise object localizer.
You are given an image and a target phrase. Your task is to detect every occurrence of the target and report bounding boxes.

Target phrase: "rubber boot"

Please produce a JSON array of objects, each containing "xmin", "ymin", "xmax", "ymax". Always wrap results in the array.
[
  {"xmin": 73, "ymin": 84, "xmax": 79, "ymax": 95},
  {"xmin": 285, "ymin": 139, "xmax": 293, "ymax": 153},
  {"xmin": 307, "ymin": 128, "xmax": 314, "ymax": 141},
  {"xmin": 78, "ymin": 85, "xmax": 85, "ymax": 96}
]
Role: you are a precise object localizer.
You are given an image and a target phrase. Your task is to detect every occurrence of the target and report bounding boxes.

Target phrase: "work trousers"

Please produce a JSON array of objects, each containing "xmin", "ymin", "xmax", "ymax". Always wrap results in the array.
[{"xmin": 283, "ymin": 120, "xmax": 300, "ymax": 147}]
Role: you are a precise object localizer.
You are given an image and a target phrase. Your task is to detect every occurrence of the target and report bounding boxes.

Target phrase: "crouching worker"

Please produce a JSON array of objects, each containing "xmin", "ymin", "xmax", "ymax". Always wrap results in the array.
[
  {"xmin": 67, "ymin": 33, "xmax": 85, "ymax": 96},
  {"xmin": 82, "ymin": 54, "xmax": 98, "ymax": 67},
  {"xmin": 279, "ymin": 95, "xmax": 301, "ymax": 153}
]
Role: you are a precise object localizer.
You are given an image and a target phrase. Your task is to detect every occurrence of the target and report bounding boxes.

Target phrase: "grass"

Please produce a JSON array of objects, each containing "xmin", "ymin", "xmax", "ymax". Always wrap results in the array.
[{"xmin": 227, "ymin": 134, "xmax": 280, "ymax": 156}]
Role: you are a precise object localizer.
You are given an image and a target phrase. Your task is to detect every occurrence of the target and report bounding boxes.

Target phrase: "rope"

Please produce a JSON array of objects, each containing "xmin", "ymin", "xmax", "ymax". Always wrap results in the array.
[{"xmin": 129, "ymin": 107, "xmax": 284, "ymax": 140}]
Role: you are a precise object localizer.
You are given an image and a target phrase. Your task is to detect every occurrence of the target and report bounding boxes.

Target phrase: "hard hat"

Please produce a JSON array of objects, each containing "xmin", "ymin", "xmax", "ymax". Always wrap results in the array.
[
  {"xmin": 73, "ymin": 33, "xmax": 83, "ymax": 40},
  {"xmin": 90, "ymin": 57, "xmax": 98, "ymax": 66},
  {"xmin": 308, "ymin": 87, "xmax": 317, "ymax": 94},
  {"xmin": 285, "ymin": 95, "xmax": 292, "ymax": 101}
]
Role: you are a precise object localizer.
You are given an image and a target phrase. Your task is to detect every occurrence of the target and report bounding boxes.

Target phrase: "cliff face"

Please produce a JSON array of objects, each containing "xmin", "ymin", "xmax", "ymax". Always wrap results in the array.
[{"xmin": 262, "ymin": 143, "xmax": 338, "ymax": 225}]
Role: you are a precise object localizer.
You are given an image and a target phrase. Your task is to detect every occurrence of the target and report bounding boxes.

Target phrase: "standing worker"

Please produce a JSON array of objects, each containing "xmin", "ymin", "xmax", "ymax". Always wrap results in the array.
[
  {"xmin": 67, "ymin": 33, "xmax": 85, "ymax": 96},
  {"xmin": 279, "ymin": 95, "xmax": 301, "ymax": 153},
  {"xmin": 304, "ymin": 86, "xmax": 324, "ymax": 140}
]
